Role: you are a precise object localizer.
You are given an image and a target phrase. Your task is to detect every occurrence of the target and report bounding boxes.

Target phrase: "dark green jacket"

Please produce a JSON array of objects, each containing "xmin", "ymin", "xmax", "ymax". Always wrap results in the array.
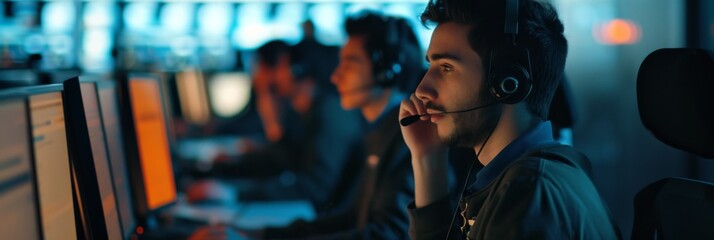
[{"xmin": 408, "ymin": 145, "xmax": 620, "ymax": 240}]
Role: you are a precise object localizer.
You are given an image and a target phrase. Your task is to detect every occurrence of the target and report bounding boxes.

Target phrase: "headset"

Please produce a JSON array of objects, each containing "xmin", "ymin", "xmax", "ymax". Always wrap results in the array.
[
  {"xmin": 486, "ymin": 0, "xmax": 534, "ymax": 104},
  {"xmin": 369, "ymin": 16, "xmax": 405, "ymax": 88}
]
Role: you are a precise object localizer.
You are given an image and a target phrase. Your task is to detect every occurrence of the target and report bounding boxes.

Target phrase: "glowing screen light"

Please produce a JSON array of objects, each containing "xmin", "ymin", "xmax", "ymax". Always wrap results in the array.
[
  {"xmin": 309, "ymin": 3, "xmax": 345, "ymax": 45},
  {"xmin": 176, "ymin": 69, "xmax": 211, "ymax": 125},
  {"xmin": 124, "ymin": 3, "xmax": 157, "ymax": 32},
  {"xmin": 208, "ymin": 72, "xmax": 252, "ymax": 118},
  {"xmin": 385, "ymin": 3, "xmax": 432, "ymax": 50},
  {"xmin": 83, "ymin": 29, "xmax": 112, "ymax": 58},
  {"xmin": 272, "ymin": 2, "xmax": 306, "ymax": 44},
  {"xmin": 233, "ymin": 3, "xmax": 271, "ymax": 49},
  {"xmin": 161, "ymin": 3, "xmax": 195, "ymax": 34},
  {"xmin": 128, "ymin": 78, "xmax": 177, "ymax": 211},
  {"xmin": 84, "ymin": 2, "xmax": 115, "ymax": 28},
  {"xmin": 594, "ymin": 19, "xmax": 642, "ymax": 45},
  {"xmin": 42, "ymin": 2, "xmax": 75, "ymax": 33},
  {"xmin": 198, "ymin": 3, "xmax": 234, "ymax": 36}
]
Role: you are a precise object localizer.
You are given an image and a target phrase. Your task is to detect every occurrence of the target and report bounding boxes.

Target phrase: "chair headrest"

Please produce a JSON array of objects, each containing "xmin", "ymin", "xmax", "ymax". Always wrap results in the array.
[{"xmin": 637, "ymin": 48, "xmax": 714, "ymax": 158}]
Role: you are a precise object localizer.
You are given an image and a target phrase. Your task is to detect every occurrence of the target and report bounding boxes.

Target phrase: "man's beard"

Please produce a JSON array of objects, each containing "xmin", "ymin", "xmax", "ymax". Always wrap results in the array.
[{"xmin": 439, "ymin": 94, "xmax": 501, "ymax": 148}]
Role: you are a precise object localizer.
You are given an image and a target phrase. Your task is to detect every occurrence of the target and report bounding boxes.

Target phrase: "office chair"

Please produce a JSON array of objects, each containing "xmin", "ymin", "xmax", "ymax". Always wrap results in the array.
[{"xmin": 631, "ymin": 48, "xmax": 714, "ymax": 240}]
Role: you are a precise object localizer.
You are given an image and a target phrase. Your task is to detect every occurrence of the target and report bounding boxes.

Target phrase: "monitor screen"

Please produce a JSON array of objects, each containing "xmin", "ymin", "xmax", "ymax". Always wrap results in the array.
[
  {"xmin": 29, "ymin": 92, "xmax": 77, "ymax": 240},
  {"xmin": 129, "ymin": 77, "xmax": 177, "ymax": 211},
  {"xmin": 176, "ymin": 70, "xmax": 210, "ymax": 125},
  {"xmin": 97, "ymin": 83, "xmax": 136, "ymax": 237},
  {"xmin": 208, "ymin": 72, "xmax": 252, "ymax": 118},
  {"xmin": 0, "ymin": 98, "xmax": 42, "ymax": 240},
  {"xmin": 79, "ymin": 82, "xmax": 122, "ymax": 240}
]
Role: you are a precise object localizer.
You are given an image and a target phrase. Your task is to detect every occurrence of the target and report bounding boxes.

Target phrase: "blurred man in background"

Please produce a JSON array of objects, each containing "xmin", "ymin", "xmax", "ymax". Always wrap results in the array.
[
  {"xmin": 254, "ymin": 11, "xmax": 425, "ymax": 239},
  {"xmin": 190, "ymin": 39, "xmax": 364, "ymax": 209}
]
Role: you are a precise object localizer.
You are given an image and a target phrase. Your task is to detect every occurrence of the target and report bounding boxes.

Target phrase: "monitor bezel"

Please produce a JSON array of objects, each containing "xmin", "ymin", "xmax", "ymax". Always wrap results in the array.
[{"xmin": 62, "ymin": 77, "xmax": 111, "ymax": 239}]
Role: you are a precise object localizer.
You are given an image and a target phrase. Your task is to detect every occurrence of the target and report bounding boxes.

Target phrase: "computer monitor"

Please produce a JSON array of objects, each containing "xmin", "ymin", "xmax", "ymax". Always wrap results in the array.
[
  {"xmin": 121, "ymin": 74, "xmax": 177, "ymax": 218},
  {"xmin": 175, "ymin": 69, "xmax": 210, "ymax": 125},
  {"xmin": 0, "ymin": 93, "xmax": 42, "ymax": 239},
  {"xmin": 207, "ymin": 72, "xmax": 252, "ymax": 118},
  {"xmin": 96, "ymin": 80, "xmax": 137, "ymax": 238},
  {"xmin": 27, "ymin": 85, "xmax": 79, "ymax": 240},
  {"xmin": 62, "ymin": 77, "xmax": 123, "ymax": 240}
]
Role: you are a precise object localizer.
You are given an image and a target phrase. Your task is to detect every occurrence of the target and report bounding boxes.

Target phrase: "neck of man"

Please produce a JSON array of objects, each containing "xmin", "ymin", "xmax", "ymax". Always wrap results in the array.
[
  {"xmin": 473, "ymin": 104, "xmax": 542, "ymax": 166},
  {"xmin": 361, "ymin": 88, "xmax": 393, "ymax": 123}
]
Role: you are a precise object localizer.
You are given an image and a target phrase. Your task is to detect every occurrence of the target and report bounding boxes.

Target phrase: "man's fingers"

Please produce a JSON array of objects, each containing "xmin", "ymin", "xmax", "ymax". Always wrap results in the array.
[
  {"xmin": 409, "ymin": 94, "xmax": 426, "ymax": 115},
  {"xmin": 399, "ymin": 98, "xmax": 417, "ymax": 119}
]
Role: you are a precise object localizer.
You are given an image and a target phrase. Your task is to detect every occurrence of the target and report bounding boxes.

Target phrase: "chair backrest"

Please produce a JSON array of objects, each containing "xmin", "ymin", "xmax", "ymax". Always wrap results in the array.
[
  {"xmin": 637, "ymin": 48, "xmax": 714, "ymax": 158},
  {"xmin": 632, "ymin": 178, "xmax": 714, "ymax": 239},
  {"xmin": 632, "ymin": 48, "xmax": 714, "ymax": 240}
]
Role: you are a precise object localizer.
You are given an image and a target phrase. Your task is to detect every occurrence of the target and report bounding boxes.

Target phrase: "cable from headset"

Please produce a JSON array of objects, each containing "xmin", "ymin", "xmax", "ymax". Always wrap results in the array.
[{"xmin": 444, "ymin": 105, "xmax": 501, "ymax": 239}]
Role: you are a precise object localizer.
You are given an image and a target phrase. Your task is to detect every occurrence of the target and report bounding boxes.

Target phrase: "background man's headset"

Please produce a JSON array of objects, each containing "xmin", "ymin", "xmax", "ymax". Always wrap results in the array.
[{"xmin": 369, "ymin": 16, "xmax": 405, "ymax": 88}]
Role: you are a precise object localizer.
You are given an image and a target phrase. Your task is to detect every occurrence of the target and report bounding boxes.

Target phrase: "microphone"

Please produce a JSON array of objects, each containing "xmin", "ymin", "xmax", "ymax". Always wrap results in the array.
[{"xmin": 399, "ymin": 102, "xmax": 496, "ymax": 126}]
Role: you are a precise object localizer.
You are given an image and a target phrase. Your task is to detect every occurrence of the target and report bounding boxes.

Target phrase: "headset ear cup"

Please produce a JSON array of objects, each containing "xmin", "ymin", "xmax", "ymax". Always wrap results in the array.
[
  {"xmin": 371, "ymin": 17, "xmax": 405, "ymax": 88},
  {"xmin": 490, "ymin": 63, "xmax": 532, "ymax": 104}
]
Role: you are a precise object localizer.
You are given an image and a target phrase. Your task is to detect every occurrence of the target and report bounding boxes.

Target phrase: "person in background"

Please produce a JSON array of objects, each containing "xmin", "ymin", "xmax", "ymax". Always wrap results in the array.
[
  {"xmin": 292, "ymin": 19, "xmax": 342, "ymax": 94},
  {"xmin": 250, "ymin": 11, "xmax": 426, "ymax": 239},
  {"xmin": 192, "ymin": 39, "xmax": 364, "ymax": 209}
]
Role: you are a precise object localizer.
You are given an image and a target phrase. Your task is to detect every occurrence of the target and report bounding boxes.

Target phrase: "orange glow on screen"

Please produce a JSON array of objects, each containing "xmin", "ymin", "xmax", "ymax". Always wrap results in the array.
[
  {"xmin": 594, "ymin": 19, "xmax": 641, "ymax": 45},
  {"xmin": 129, "ymin": 79, "xmax": 177, "ymax": 210}
]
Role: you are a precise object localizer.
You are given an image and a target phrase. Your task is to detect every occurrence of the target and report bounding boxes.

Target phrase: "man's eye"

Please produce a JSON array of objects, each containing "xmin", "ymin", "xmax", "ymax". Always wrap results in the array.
[{"xmin": 442, "ymin": 65, "xmax": 454, "ymax": 72}]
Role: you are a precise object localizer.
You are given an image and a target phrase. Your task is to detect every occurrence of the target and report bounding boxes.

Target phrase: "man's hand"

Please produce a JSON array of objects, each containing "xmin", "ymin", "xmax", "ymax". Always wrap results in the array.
[
  {"xmin": 399, "ymin": 94, "xmax": 445, "ymax": 158},
  {"xmin": 185, "ymin": 180, "xmax": 236, "ymax": 205},
  {"xmin": 400, "ymin": 94, "xmax": 450, "ymax": 207}
]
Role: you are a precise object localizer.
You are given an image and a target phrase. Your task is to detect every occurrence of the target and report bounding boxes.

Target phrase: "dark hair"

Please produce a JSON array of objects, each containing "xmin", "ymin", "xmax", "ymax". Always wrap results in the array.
[
  {"xmin": 255, "ymin": 40, "xmax": 290, "ymax": 67},
  {"xmin": 345, "ymin": 11, "xmax": 424, "ymax": 92},
  {"xmin": 420, "ymin": 0, "xmax": 567, "ymax": 119}
]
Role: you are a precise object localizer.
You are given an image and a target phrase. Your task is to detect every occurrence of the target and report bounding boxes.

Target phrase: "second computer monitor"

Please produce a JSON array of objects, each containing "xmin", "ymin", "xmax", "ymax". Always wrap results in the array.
[
  {"xmin": 97, "ymin": 80, "xmax": 137, "ymax": 238},
  {"xmin": 74, "ymin": 79, "xmax": 123, "ymax": 240},
  {"xmin": 176, "ymin": 69, "xmax": 210, "ymax": 125},
  {"xmin": 122, "ymin": 74, "xmax": 177, "ymax": 217}
]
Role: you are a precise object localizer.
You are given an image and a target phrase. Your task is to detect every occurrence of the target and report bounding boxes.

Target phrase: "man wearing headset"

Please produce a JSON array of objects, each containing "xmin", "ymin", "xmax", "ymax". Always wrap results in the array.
[{"xmin": 400, "ymin": 0, "xmax": 620, "ymax": 239}]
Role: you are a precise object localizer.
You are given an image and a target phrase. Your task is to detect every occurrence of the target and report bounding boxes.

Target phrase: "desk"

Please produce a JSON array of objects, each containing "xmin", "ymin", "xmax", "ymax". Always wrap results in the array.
[{"xmin": 169, "ymin": 198, "xmax": 315, "ymax": 229}]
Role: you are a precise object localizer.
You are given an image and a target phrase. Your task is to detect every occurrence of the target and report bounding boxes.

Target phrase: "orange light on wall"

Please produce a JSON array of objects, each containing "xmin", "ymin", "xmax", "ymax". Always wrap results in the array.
[{"xmin": 594, "ymin": 19, "xmax": 642, "ymax": 45}]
